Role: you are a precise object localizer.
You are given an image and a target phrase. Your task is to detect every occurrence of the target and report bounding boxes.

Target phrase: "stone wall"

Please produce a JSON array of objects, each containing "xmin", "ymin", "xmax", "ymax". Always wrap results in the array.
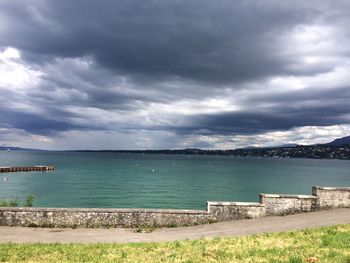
[
  {"xmin": 259, "ymin": 194, "xmax": 317, "ymax": 216},
  {"xmin": 0, "ymin": 203, "xmax": 265, "ymax": 228},
  {"xmin": 0, "ymin": 207, "xmax": 211, "ymax": 228},
  {"xmin": 0, "ymin": 208, "xmax": 210, "ymax": 227},
  {"xmin": 0, "ymin": 186, "xmax": 348, "ymax": 228},
  {"xmin": 207, "ymin": 201, "xmax": 265, "ymax": 221},
  {"xmin": 312, "ymin": 186, "xmax": 350, "ymax": 209}
]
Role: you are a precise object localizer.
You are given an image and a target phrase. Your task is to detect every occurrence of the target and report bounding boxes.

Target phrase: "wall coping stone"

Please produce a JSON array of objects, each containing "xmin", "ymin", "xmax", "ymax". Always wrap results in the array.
[
  {"xmin": 0, "ymin": 207, "xmax": 209, "ymax": 215},
  {"xmin": 260, "ymin": 194, "xmax": 318, "ymax": 199},
  {"xmin": 207, "ymin": 201, "xmax": 264, "ymax": 207},
  {"xmin": 313, "ymin": 186, "xmax": 350, "ymax": 191}
]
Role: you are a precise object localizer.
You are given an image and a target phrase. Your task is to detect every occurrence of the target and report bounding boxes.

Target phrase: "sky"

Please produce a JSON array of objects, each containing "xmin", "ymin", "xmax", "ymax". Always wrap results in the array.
[{"xmin": 0, "ymin": 0, "xmax": 350, "ymax": 150}]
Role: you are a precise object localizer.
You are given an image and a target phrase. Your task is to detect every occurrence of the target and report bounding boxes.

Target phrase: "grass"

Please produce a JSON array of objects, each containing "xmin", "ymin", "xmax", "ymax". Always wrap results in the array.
[
  {"xmin": 0, "ymin": 224, "xmax": 349, "ymax": 262},
  {"xmin": 0, "ymin": 194, "xmax": 35, "ymax": 207}
]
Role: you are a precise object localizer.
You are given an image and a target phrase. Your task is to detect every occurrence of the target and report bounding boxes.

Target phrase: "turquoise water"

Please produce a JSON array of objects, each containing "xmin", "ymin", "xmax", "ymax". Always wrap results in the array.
[{"xmin": 0, "ymin": 151, "xmax": 349, "ymax": 209}]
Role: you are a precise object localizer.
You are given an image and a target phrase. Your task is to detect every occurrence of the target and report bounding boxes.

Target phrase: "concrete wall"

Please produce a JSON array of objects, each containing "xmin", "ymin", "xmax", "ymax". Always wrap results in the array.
[
  {"xmin": 260, "ymin": 194, "xmax": 317, "ymax": 216},
  {"xmin": 312, "ymin": 186, "xmax": 350, "ymax": 209},
  {"xmin": 0, "ymin": 186, "xmax": 348, "ymax": 228}
]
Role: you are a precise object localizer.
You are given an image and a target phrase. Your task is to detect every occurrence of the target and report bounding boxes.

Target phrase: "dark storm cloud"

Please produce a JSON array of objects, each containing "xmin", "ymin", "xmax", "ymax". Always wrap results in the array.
[
  {"xmin": 0, "ymin": 0, "xmax": 350, "ymax": 147},
  {"xmin": 0, "ymin": 0, "xmax": 325, "ymax": 83},
  {"xmin": 242, "ymin": 86, "xmax": 350, "ymax": 106},
  {"xmin": 174, "ymin": 92, "xmax": 350, "ymax": 136},
  {"xmin": 0, "ymin": 86, "xmax": 98, "ymax": 135},
  {"xmin": 0, "ymin": 109, "xmax": 83, "ymax": 135},
  {"xmin": 173, "ymin": 110, "xmax": 348, "ymax": 136}
]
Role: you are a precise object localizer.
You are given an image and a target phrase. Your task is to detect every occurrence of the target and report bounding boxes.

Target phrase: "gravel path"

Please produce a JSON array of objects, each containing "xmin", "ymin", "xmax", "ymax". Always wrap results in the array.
[{"xmin": 0, "ymin": 208, "xmax": 349, "ymax": 244}]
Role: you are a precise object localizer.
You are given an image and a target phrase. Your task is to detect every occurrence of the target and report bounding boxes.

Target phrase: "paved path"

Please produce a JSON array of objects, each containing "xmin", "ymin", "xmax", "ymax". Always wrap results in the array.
[{"xmin": 0, "ymin": 209, "xmax": 349, "ymax": 244}]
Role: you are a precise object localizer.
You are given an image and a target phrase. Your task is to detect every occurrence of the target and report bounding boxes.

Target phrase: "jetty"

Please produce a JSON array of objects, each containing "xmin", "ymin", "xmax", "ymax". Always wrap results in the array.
[{"xmin": 0, "ymin": 165, "xmax": 54, "ymax": 173}]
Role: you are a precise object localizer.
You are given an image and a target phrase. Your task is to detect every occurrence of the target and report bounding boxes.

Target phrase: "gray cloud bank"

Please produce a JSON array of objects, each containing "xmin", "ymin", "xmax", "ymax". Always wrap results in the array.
[{"xmin": 0, "ymin": 0, "xmax": 350, "ymax": 149}]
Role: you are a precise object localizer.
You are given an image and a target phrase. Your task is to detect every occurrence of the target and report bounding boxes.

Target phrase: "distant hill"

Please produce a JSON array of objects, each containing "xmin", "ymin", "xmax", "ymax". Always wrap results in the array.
[
  {"xmin": 326, "ymin": 135, "xmax": 350, "ymax": 146},
  {"xmin": 2, "ymin": 135, "xmax": 350, "ymax": 160},
  {"xmin": 0, "ymin": 146, "xmax": 43, "ymax": 151}
]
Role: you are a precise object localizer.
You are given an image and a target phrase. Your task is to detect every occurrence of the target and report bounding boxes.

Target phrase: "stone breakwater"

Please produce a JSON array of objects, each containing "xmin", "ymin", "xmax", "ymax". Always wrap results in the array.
[
  {"xmin": 0, "ymin": 165, "xmax": 54, "ymax": 173},
  {"xmin": 0, "ymin": 186, "xmax": 349, "ymax": 228}
]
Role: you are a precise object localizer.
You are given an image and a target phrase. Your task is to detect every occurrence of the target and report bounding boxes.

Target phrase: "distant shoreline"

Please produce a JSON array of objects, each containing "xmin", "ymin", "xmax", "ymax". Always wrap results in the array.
[
  {"xmin": 2, "ymin": 144, "xmax": 350, "ymax": 160},
  {"xmin": 71, "ymin": 144, "xmax": 350, "ymax": 160}
]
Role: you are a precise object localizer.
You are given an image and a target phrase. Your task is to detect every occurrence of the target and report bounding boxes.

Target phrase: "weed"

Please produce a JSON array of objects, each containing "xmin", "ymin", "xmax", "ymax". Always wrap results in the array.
[
  {"xmin": 0, "ymin": 194, "xmax": 36, "ymax": 207},
  {"xmin": 23, "ymin": 194, "xmax": 35, "ymax": 207}
]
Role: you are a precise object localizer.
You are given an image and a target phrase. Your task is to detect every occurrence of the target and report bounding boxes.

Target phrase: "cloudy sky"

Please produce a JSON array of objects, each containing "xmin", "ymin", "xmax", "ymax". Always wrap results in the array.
[{"xmin": 0, "ymin": 0, "xmax": 350, "ymax": 150}]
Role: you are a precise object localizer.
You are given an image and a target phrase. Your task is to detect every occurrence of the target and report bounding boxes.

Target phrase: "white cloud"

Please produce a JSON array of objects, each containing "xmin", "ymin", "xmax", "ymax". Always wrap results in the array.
[
  {"xmin": 228, "ymin": 125, "xmax": 350, "ymax": 148},
  {"xmin": 0, "ymin": 47, "xmax": 42, "ymax": 91}
]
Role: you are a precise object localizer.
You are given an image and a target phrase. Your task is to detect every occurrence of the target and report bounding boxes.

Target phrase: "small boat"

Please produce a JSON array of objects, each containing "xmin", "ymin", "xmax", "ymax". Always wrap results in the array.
[{"xmin": 7, "ymin": 149, "xmax": 10, "ymax": 152}]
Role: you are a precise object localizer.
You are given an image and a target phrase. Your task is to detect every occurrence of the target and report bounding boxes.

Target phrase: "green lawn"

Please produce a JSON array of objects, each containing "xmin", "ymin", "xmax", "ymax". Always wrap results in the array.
[{"xmin": 0, "ymin": 224, "xmax": 349, "ymax": 262}]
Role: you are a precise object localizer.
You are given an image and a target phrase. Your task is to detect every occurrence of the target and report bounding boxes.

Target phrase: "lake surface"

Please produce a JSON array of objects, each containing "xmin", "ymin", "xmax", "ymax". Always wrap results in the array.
[{"xmin": 0, "ymin": 151, "xmax": 349, "ymax": 209}]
